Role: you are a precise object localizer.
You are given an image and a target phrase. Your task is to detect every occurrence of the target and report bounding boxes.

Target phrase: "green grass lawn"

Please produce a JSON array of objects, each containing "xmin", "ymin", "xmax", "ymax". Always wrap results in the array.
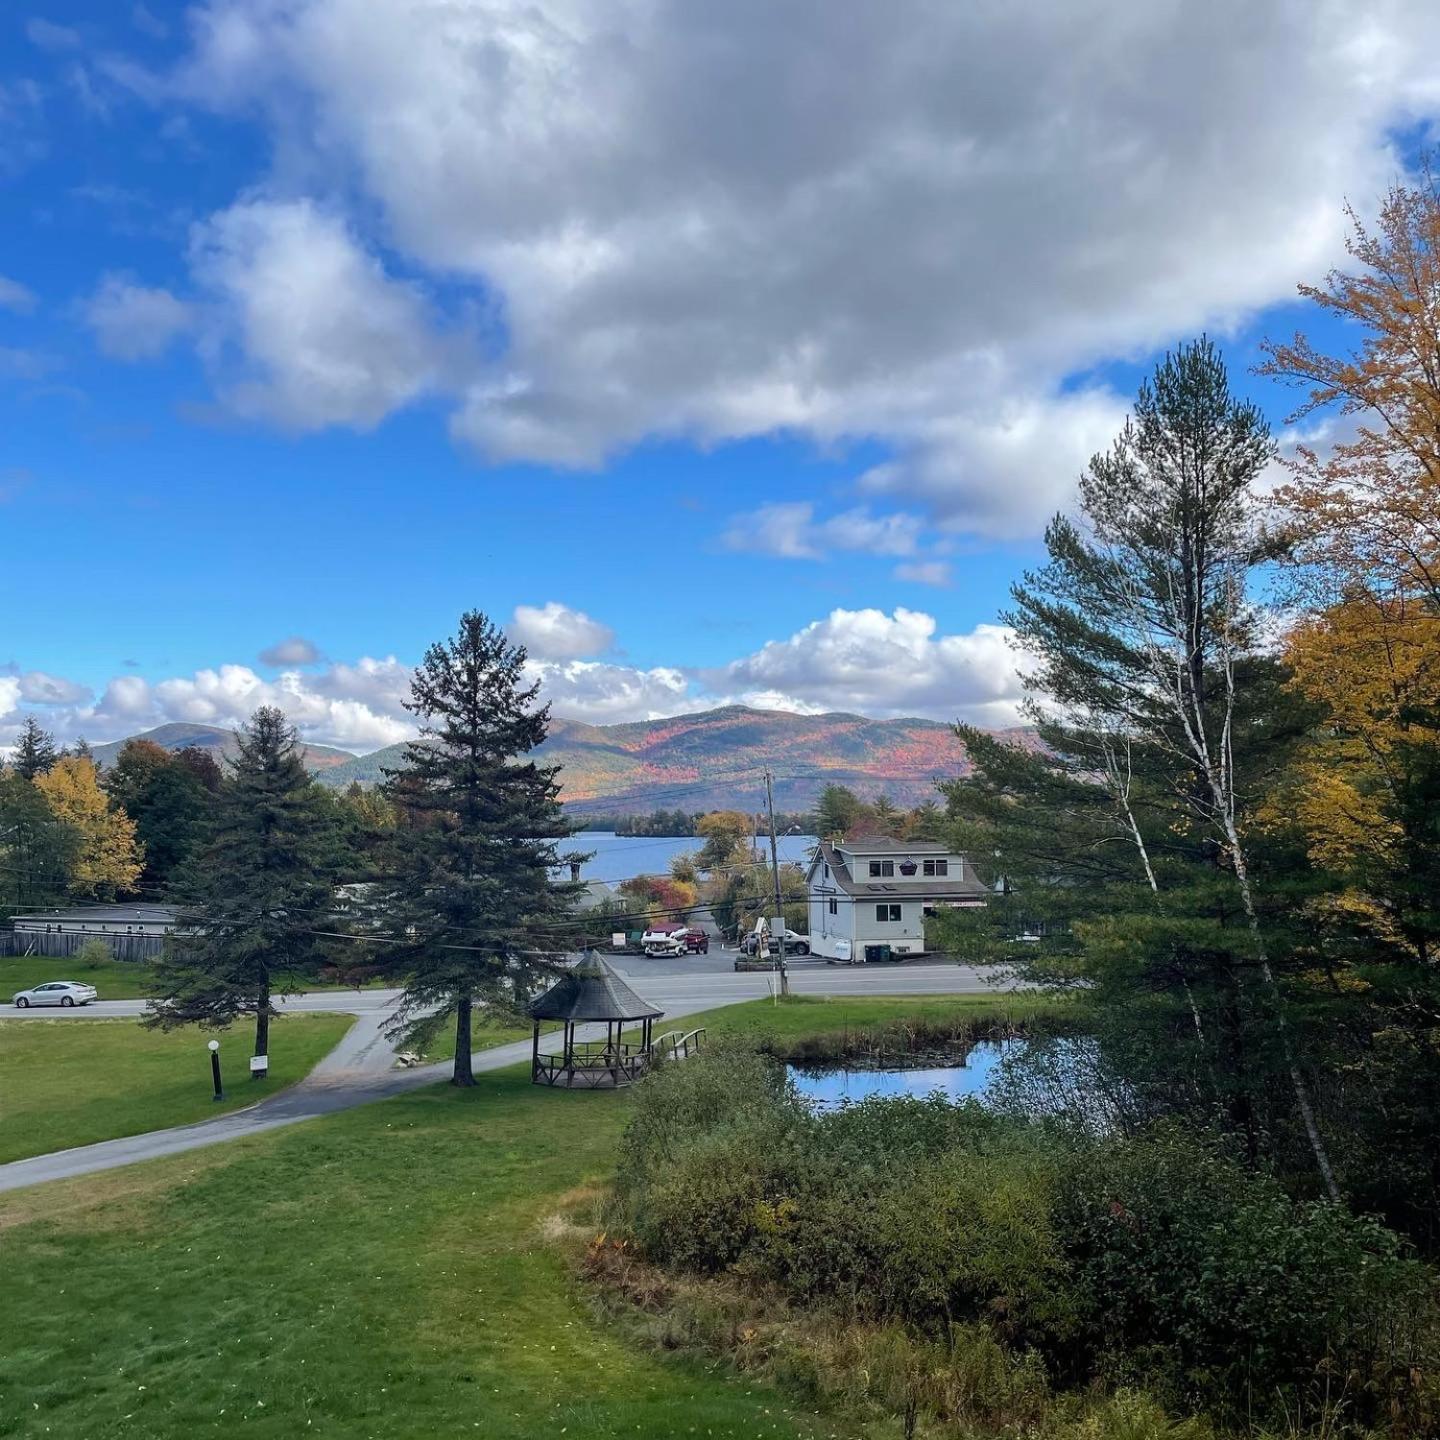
[
  {"xmin": 418, "ymin": 1010, "xmax": 559, "ymax": 1062},
  {"xmin": 1, "ymin": 957, "xmax": 397, "ymax": 1002},
  {"xmin": 0, "ymin": 993, "xmax": 1040, "ymax": 1440},
  {"xmin": 0, "ymin": 1015, "xmax": 354, "ymax": 1164},
  {"xmin": 1, "ymin": 955, "xmax": 160, "ymax": 1000}
]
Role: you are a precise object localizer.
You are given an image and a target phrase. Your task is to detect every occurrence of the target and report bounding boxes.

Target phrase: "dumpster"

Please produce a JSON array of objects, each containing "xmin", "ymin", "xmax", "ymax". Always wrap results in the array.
[{"xmin": 863, "ymin": 943, "xmax": 892, "ymax": 963}]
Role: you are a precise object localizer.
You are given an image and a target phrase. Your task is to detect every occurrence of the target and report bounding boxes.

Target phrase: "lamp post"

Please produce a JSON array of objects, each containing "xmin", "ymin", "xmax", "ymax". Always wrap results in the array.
[{"xmin": 208, "ymin": 1039, "xmax": 224, "ymax": 1101}]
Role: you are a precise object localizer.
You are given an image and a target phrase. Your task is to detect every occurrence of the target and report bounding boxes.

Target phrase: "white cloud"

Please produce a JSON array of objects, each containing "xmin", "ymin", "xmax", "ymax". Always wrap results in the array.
[
  {"xmin": 143, "ymin": 0, "xmax": 1440, "ymax": 536},
  {"xmin": 894, "ymin": 561, "xmax": 952, "ymax": 588},
  {"xmin": 724, "ymin": 502, "xmax": 924, "ymax": 560},
  {"xmin": 259, "ymin": 635, "xmax": 322, "ymax": 666},
  {"xmin": 861, "ymin": 389, "xmax": 1131, "ymax": 539},
  {"xmin": 26, "ymin": 19, "xmax": 81, "ymax": 51},
  {"xmin": 508, "ymin": 602, "xmax": 614, "ymax": 660},
  {"xmin": 0, "ymin": 347, "xmax": 59, "ymax": 380},
  {"xmin": 84, "ymin": 274, "xmax": 193, "ymax": 360},
  {"xmin": 132, "ymin": 5, "xmax": 168, "ymax": 40},
  {"xmin": 708, "ymin": 609, "xmax": 1026, "ymax": 726},
  {"xmin": 17, "ymin": 671, "xmax": 92, "ymax": 705},
  {"xmin": 187, "ymin": 198, "xmax": 456, "ymax": 430},
  {"xmin": 524, "ymin": 659, "xmax": 697, "ymax": 725},
  {"xmin": 0, "ymin": 275, "xmax": 36, "ymax": 313},
  {"xmin": 7, "ymin": 604, "xmax": 1030, "ymax": 752},
  {"xmin": 0, "ymin": 662, "xmax": 413, "ymax": 754}
]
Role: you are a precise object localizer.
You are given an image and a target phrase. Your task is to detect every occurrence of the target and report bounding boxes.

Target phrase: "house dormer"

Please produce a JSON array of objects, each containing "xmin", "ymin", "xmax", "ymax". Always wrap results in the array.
[{"xmin": 831, "ymin": 837, "xmax": 965, "ymax": 883}]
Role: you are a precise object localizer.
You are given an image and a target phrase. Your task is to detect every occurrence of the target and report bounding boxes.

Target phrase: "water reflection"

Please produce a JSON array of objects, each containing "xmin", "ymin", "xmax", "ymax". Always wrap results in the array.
[{"xmin": 788, "ymin": 1040, "xmax": 1022, "ymax": 1109}]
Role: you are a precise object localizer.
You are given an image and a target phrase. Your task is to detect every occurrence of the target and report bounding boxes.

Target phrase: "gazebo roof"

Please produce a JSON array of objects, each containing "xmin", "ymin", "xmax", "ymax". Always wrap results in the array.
[{"xmin": 528, "ymin": 952, "xmax": 663, "ymax": 1023}]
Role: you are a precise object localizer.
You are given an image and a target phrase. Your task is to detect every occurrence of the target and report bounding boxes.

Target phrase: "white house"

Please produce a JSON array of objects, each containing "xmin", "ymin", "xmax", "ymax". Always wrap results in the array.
[
  {"xmin": 10, "ymin": 903, "xmax": 177, "ymax": 939},
  {"xmin": 805, "ymin": 838, "xmax": 990, "ymax": 961},
  {"xmin": 6, "ymin": 904, "xmax": 177, "ymax": 961}
]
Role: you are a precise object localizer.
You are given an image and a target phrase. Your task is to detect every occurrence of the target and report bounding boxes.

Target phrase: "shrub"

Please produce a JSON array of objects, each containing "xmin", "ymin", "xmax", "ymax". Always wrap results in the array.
[
  {"xmin": 72, "ymin": 937, "xmax": 113, "ymax": 967},
  {"xmin": 869, "ymin": 1141, "xmax": 1075, "ymax": 1343},
  {"xmin": 614, "ymin": 1050, "xmax": 1438, "ymax": 1434},
  {"xmin": 1055, "ymin": 1125, "xmax": 1437, "ymax": 1425}
]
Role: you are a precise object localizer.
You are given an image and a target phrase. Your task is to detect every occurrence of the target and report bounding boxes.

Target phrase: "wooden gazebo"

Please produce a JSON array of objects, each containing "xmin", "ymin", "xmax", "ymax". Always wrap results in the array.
[{"xmin": 528, "ymin": 951, "xmax": 664, "ymax": 1088}]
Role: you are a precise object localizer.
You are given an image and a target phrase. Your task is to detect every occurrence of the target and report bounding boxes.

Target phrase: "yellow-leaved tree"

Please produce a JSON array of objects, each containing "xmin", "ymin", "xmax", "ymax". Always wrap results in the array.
[
  {"xmin": 1281, "ymin": 592, "xmax": 1440, "ymax": 955},
  {"xmin": 1259, "ymin": 168, "xmax": 1440, "ymax": 1238},
  {"xmin": 35, "ymin": 755, "xmax": 144, "ymax": 899},
  {"xmin": 1260, "ymin": 167, "xmax": 1440, "ymax": 970}
]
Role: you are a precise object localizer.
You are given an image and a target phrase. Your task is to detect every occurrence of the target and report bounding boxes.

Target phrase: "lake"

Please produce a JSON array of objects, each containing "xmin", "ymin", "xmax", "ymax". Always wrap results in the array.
[
  {"xmin": 788, "ymin": 1040, "xmax": 1022, "ymax": 1108},
  {"xmin": 566, "ymin": 831, "xmax": 818, "ymax": 886}
]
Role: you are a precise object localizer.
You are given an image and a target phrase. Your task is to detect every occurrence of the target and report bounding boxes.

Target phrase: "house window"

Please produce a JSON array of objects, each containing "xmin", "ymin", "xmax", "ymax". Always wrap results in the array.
[
  {"xmin": 828, "ymin": 898, "xmax": 837, "ymax": 915},
  {"xmin": 867, "ymin": 860, "xmax": 894, "ymax": 877},
  {"xmin": 923, "ymin": 859, "xmax": 949, "ymax": 877},
  {"xmin": 875, "ymin": 903, "xmax": 901, "ymax": 923}
]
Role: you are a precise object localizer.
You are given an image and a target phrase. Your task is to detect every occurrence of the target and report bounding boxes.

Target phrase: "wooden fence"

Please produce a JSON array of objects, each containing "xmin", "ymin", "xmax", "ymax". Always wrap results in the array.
[{"xmin": 1, "ymin": 929, "xmax": 166, "ymax": 962}]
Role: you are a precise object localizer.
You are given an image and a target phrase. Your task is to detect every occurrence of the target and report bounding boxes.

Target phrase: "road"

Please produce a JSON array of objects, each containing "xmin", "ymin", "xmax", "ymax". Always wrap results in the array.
[{"xmin": 0, "ymin": 956, "xmax": 1010, "ymax": 1194}]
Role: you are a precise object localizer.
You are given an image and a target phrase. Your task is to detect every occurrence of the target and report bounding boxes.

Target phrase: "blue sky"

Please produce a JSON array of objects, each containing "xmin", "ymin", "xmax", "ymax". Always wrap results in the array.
[{"xmin": 3, "ymin": 1, "xmax": 1438, "ymax": 752}]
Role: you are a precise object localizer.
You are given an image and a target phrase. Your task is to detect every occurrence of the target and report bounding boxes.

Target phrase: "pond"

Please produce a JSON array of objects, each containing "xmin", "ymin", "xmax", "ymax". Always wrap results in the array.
[{"xmin": 788, "ymin": 1040, "xmax": 1024, "ymax": 1109}]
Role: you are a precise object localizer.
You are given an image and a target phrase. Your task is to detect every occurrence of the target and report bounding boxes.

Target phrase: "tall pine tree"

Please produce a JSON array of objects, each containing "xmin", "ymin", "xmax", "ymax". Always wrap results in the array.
[
  {"xmin": 12, "ymin": 717, "xmax": 57, "ymax": 780},
  {"xmin": 147, "ymin": 707, "xmax": 343, "ymax": 1063},
  {"xmin": 940, "ymin": 339, "xmax": 1339, "ymax": 1198},
  {"xmin": 377, "ymin": 611, "xmax": 580, "ymax": 1086},
  {"xmin": 0, "ymin": 770, "xmax": 78, "ymax": 909}
]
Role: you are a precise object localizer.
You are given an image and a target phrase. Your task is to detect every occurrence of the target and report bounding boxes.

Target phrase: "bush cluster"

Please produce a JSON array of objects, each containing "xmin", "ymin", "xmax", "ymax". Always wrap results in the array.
[{"xmin": 611, "ymin": 1047, "xmax": 1438, "ymax": 1433}]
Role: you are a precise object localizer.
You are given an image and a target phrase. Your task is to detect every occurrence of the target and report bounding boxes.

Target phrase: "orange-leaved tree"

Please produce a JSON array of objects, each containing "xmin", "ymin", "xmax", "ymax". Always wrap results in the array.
[{"xmin": 1260, "ymin": 169, "xmax": 1440, "ymax": 607}]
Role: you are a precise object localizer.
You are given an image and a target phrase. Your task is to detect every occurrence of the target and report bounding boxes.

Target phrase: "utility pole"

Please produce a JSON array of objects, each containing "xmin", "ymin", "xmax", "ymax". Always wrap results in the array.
[{"xmin": 764, "ymin": 768, "xmax": 789, "ymax": 997}]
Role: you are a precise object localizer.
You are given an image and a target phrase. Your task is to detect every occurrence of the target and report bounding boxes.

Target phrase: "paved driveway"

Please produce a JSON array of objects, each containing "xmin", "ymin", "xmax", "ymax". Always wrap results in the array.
[{"xmin": 0, "ymin": 961, "xmax": 1011, "ymax": 1194}]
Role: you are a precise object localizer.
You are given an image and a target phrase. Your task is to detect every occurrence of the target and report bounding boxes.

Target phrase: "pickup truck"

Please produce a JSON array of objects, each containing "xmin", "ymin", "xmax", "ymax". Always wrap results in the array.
[{"xmin": 740, "ymin": 927, "xmax": 809, "ymax": 957}]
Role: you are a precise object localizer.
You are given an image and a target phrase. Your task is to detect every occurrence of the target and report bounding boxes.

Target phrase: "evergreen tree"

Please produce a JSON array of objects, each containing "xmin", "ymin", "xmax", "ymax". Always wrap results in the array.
[
  {"xmin": 13, "ymin": 717, "xmax": 57, "ymax": 780},
  {"xmin": 376, "ymin": 612, "xmax": 580, "ymax": 1086},
  {"xmin": 0, "ymin": 771, "xmax": 78, "ymax": 908},
  {"xmin": 940, "ymin": 339, "xmax": 1339, "ymax": 1198},
  {"xmin": 815, "ymin": 784, "xmax": 863, "ymax": 838},
  {"xmin": 147, "ymin": 707, "xmax": 344, "ymax": 1063},
  {"xmin": 869, "ymin": 794, "xmax": 902, "ymax": 837}
]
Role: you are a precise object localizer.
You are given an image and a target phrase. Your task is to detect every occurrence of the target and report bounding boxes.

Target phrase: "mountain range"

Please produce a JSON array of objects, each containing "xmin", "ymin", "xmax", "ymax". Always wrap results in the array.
[
  {"xmin": 92, "ymin": 707, "xmax": 1017, "ymax": 811},
  {"xmin": 89, "ymin": 722, "xmax": 358, "ymax": 774}
]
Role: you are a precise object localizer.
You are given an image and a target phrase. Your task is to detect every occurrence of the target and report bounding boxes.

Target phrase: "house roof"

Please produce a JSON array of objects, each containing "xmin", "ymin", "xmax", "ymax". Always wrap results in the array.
[
  {"xmin": 10, "ymin": 904, "xmax": 177, "ymax": 926},
  {"xmin": 812, "ymin": 841, "xmax": 992, "ymax": 901},
  {"xmin": 527, "ymin": 952, "xmax": 664, "ymax": 1023},
  {"xmin": 573, "ymin": 879, "xmax": 616, "ymax": 911},
  {"xmin": 834, "ymin": 836, "xmax": 951, "ymax": 853}
]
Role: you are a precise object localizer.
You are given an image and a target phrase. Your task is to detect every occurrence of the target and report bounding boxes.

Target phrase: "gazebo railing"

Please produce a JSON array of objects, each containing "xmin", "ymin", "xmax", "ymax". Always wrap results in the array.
[
  {"xmin": 532, "ymin": 1048, "xmax": 652, "ymax": 1087},
  {"xmin": 529, "ymin": 1015, "xmax": 705, "ymax": 1088},
  {"xmin": 558, "ymin": 1038, "xmax": 653, "ymax": 1060}
]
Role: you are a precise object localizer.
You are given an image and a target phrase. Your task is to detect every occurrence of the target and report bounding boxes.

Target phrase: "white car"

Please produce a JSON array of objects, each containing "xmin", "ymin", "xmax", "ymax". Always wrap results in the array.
[
  {"xmin": 641, "ymin": 928, "xmax": 688, "ymax": 957},
  {"xmin": 11, "ymin": 980, "xmax": 99, "ymax": 1009}
]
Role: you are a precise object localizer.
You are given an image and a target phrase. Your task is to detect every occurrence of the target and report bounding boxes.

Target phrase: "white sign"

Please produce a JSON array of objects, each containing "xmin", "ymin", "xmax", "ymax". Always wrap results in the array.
[
  {"xmin": 769, "ymin": 916, "xmax": 786, "ymax": 939},
  {"xmin": 611, "ymin": 932, "xmax": 626, "ymax": 949},
  {"xmin": 249, "ymin": 1056, "xmax": 269, "ymax": 1073}
]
